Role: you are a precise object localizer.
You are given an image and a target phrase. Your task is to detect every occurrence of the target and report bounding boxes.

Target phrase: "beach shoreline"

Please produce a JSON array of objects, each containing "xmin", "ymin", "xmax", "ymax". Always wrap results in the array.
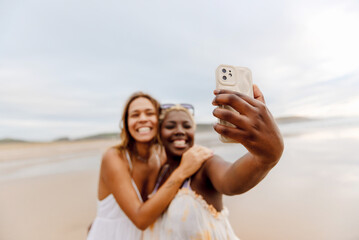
[{"xmin": 1, "ymin": 130, "xmax": 359, "ymax": 240}]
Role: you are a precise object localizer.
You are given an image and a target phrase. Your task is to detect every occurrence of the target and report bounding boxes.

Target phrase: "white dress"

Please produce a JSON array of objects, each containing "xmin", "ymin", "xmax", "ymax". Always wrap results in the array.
[
  {"xmin": 87, "ymin": 151, "xmax": 144, "ymax": 240},
  {"xmin": 143, "ymin": 179, "xmax": 240, "ymax": 240}
]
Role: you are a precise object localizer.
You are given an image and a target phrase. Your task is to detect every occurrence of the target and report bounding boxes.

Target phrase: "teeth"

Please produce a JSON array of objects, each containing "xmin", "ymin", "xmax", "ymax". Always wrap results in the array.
[
  {"xmin": 173, "ymin": 140, "xmax": 186, "ymax": 148},
  {"xmin": 138, "ymin": 127, "xmax": 151, "ymax": 133}
]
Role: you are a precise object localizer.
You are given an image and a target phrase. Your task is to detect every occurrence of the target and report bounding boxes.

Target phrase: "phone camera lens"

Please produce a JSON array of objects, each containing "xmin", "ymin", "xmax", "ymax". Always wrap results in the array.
[
  {"xmin": 222, "ymin": 76, "xmax": 227, "ymax": 80},
  {"xmin": 222, "ymin": 68, "xmax": 226, "ymax": 73}
]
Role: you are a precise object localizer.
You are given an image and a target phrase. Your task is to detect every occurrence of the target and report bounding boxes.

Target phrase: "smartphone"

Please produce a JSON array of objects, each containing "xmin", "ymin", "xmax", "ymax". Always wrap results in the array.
[{"xmin": 215, "ymin": 64, "xmax": 254, "ymax": 143}]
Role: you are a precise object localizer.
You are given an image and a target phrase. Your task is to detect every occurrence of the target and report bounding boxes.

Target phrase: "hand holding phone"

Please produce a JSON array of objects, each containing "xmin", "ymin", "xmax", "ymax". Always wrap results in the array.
[
  {"xmin": 215, "ymin": 64, "xmax": 254, "ymax": 143},
  {"xmin": 213, "ymin": 85, "xmax": 284, "ymax": 165}
]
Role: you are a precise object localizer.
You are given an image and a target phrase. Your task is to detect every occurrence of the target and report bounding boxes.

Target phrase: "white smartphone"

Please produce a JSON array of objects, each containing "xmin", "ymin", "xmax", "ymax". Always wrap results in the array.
[{"xmin": 215, "ymin": 64, "xmax": 254, "ymax": 143}]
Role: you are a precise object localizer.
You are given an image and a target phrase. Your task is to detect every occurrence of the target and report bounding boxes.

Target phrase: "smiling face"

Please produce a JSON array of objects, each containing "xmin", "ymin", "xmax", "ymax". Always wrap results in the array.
[
  {"xmin": 160, "ymin": 110, "xmax": 195, "ymax": 157},
  {"xmin": 127, "ymin": 97, "xmax": 158, "ymax": 143}
]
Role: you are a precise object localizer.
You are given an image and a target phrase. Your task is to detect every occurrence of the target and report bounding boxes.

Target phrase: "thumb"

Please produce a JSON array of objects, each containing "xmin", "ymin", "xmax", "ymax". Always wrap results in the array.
[{"xmin": 253, "ymin": 84, "xmax": 265, "ymax": 104}]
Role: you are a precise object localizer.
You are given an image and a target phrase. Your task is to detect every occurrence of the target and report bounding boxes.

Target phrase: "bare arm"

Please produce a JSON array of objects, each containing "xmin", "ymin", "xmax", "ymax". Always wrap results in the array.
[
  {"xmin": 206, "ymin": 85, "xmax": 284, "ymax": 195},
  {"xmin": 101, "ymin": 145, "xmax": 212, "ymax": 230}
]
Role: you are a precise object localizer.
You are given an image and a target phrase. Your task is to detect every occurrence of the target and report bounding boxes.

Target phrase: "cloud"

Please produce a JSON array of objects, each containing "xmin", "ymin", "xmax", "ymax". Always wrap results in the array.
[{"xmin": 1, "ymin": 0, "xmax": 359, "ymax": 140}]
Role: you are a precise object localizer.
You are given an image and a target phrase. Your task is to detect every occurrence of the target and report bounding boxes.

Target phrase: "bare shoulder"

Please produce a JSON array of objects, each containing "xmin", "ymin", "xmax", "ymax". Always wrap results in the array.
[
  {"xmin": 192, "ymin": 155, "xmax": 226, "ymax": 183},
  {"xmin": 101, "ymin": 147, "xmax": 129, "ymax": 173},
  {"xmin": 99, "ymin": 147, "xmax": 135, "ymax": 195},
  {"xmin": 103, "ymin": 147, "xmax": 121, "ymax": 160},
  {"xmin": 196, "ymin": 154, "xmax": 232, "ymax": 191},
  {"xmin": 203, "ymin": 154, "xmax": 231, "ymax": 175}
]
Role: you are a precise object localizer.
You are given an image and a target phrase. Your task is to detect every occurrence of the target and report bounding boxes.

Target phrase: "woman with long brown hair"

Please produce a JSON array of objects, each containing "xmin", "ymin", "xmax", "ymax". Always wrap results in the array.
[{"xmin": 87, "ymin": 92, "xmax": 212, "ymax": 240}]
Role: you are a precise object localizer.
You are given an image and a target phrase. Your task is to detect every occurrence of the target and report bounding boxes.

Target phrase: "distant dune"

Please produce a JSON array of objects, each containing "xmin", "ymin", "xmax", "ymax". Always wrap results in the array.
[
  {"xmin": 274, "ymin": 116, "xmax": 316, "ymax": 124},
  {"xmin": 74, "ymin": 132, "xmax": 120, "ymax": 141},
  {"xmin": 0, "ymin": 138, "xmax": 28, "ymax": 144}
]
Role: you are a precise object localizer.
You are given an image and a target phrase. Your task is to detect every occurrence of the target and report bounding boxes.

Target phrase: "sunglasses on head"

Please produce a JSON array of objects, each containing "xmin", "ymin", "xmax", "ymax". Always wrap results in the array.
[{"xmin": 160, "ymin": 103, "xmax": 195, "ymax": 116}]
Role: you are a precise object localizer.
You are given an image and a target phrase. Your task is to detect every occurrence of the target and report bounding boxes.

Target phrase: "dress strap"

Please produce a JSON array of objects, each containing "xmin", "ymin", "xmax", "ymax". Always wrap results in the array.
[
  {"xmin": 148, "ymin": 164, "xmax": 170, "ymax": 197},
  {"xmin": 125, "ymin": 150, "xmax": 133, "ymax": 171},
  {"xmin": 125, "ymin": 150, "xmax": 143, "ymax": 202},
  {"xmin": 182, "ymin": 178, "xmax": 192, "ymax": 190},
  {"xmin": 131, "ymin": 179, "xmax": 143, "ymax": 203}
]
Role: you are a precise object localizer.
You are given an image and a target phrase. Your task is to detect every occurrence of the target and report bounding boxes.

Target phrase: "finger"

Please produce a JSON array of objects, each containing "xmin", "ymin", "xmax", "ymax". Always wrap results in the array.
[
  {"xmin": 204, "ymin": 151, "xmax": 214, "ymax": 159},
  {"xmin": 193, "ymin": 147, "xmax": 212, "ymax": 158},
  {"xmin": 195, "ymin": 149, "xmax": 212, "ymax": 159},
  {"xmin": 213, "ymin": 106, "xmax": 250, "ymax": 129},
  {"xmin": 253, "ymin": 84, "xmax": 265, "ymax": 104},
  {"xmin": 212, "ymin": 94, "xmax": 255, "ymax": 117},
  {"xmin": 213, "ymin": 123, "xmax": 246, "ymax": 143},
  {"xmin": 198, "ymin": 148, "xmax": 214, "ymax": 158},
  {"xmin": 214, "ymin": 89, "xmax": 237, "ymax": 95},
  {"xmin": 197, "ymin": 146, "xmax": 211, "ymax": 153},
  {"xmin": 213, "ymin": 89, "xmax": 260, "ymax": 107},
  {"xmin": 204, "ymin": 148, "xmax": 214, "ymax": 155}
]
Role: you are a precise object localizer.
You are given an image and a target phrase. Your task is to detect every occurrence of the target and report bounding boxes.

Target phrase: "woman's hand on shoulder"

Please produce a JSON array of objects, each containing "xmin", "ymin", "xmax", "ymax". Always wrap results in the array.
[{"xmin": 178, "ymin": 145, "xmax": 213, "ymax": 179}]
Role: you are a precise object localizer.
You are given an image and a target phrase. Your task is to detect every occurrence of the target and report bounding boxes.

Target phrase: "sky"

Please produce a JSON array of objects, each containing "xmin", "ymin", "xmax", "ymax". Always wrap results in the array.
[{"xmin": 0, "ymin": 0, "xmax": 359, "ymax": 141}]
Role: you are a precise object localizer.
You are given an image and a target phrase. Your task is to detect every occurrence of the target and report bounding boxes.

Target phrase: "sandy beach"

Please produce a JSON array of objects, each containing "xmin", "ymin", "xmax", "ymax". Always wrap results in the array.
[{"xmin": 1, "ymin": 124, "xmax": 359, "ymax": 240}]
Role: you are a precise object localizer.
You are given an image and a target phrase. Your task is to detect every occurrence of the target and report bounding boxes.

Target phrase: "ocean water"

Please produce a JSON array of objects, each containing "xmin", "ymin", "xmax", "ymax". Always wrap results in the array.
[
  {"xmin": 0, "ymin": 153, "xmax": 102, "ymax": 181},
  {"xmin": 1, "ymin": 117, "xmax": 358, "ymax": 180}
]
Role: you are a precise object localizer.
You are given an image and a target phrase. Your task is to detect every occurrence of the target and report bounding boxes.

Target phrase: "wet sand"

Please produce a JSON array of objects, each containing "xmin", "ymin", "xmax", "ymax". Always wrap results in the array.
[
  {"xmin": 0, "ymin": 170, "xmax": 97, "ymax": 240},
  {"xmin": 1, "ymin": 130, "xmax": 359, "ymax": 240}
]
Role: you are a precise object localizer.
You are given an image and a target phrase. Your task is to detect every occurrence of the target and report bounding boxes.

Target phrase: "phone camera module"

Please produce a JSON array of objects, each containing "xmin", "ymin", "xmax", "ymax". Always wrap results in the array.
[
  {"xmin": 222, "ymin": 68, "xmax": 226, "ymax": 73},
  {"xmin": 222, "ymin": 76, "xmax": 227, "ymax": 80}
]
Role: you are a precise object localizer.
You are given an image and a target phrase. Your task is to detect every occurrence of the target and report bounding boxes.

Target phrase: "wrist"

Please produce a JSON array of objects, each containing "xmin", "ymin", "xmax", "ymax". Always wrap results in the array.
[{"xmin": 172, "ymin": 168, "xmax": 186, "ymax": 183}]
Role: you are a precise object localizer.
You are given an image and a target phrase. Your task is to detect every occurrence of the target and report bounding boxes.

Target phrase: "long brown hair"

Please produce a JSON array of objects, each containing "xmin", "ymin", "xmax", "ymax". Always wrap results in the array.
[{"xmin": 115, "ymin": 92, "xmax": 160, "ymax": 152}]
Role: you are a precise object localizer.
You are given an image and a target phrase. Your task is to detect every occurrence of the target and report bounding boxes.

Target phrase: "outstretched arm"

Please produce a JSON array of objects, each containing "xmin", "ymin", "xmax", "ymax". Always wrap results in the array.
[
  {"xmin": 206, "ymin": 85, "xmax": 284, "ymax": 195},
  {"xmin": 101, "ymin": 145, "xmax": 212, "ymax": 230}
]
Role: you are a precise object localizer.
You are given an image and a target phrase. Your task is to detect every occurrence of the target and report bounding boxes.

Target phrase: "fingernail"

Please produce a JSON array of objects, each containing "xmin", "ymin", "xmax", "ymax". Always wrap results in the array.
[{"xmin": 214, "ymin": 89, "xmax": 220, "ymax": 95}]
